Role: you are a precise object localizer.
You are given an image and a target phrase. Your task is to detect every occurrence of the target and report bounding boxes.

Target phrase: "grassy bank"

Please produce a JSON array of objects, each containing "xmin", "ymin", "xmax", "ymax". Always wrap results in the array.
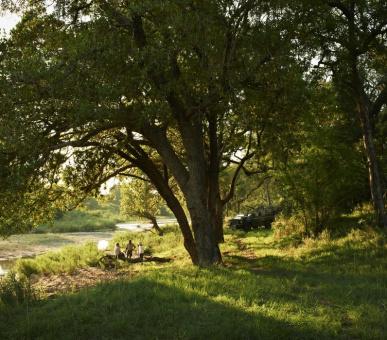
[
  {"xmin": 33, "ymin": 208, "xmax": 119, "ymax": 234},
  {"xmin": 0, "ymin": 232, "xmax": 115, "ymax": 260},
  {"xmin": 1, "ymin": 227, "xmax": 386, "ymax": 339}
]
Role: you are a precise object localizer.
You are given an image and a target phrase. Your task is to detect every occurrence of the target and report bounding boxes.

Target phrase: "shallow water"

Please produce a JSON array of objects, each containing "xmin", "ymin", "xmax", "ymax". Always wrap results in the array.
[
  {"xmin": 0, "ymin": 219, "xmax": 177, "ymax": 277},
  {"xmin": 0, "ymin": 259, "xmax": 17, "ymax": 277},
  {"xmin": 116, "ymin": 219, "xmax": 176, "ymax": 231}
]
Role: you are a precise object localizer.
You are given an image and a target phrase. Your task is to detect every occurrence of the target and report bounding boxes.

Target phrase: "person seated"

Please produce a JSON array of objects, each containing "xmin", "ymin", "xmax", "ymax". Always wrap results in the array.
[{"xmin": 114, "ymin": 242, "xmax": 126, "ymax": 259}]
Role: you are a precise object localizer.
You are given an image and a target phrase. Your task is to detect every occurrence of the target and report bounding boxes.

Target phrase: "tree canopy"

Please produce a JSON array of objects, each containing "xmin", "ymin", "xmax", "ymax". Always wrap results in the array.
[{"xmin": 1, "ymin": 0, "xmax": 386, "ymax": 265}]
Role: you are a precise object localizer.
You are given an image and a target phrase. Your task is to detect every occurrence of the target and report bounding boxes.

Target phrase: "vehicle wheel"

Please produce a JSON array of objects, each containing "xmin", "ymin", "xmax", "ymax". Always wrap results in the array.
[
  {"xmin": 264, "ymin": 222, "xmax": 271, "ymax": 229},
  {"xmin": 243, "ymin": 223, "xmax": 252, "ymax": 232}
]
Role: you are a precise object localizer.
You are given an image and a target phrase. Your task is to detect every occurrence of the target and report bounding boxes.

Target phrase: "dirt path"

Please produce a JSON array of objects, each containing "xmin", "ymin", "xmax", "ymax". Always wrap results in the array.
[
  {"xmin": 233, "ymin": 237, "xmax": 257, "ymax": 260},
  {"xmin": 30, "ymin": 266, "xmax": 138, "ymax": 297}
]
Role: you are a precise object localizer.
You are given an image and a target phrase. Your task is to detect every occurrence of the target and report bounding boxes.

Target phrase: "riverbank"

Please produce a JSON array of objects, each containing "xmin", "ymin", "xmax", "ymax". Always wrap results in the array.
[
  {"xmin": 0, "ymin": 231, "xmax": 115, "ymax": 261},
  {"xmin": 0, "ymin": 219, "xmax": 178, "ymax": 262},
  {"xmin": 2, "ymin": 228, "xmax": 386, "ymax": 339}
]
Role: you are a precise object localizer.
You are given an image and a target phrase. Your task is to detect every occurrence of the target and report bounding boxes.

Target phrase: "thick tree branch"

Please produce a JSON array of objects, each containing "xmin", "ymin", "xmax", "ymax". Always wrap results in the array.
[
  {"xmin": 222, "ymin": 135, "xmax": 255, "ymax": 205},
  {"xmin": 48, "ymin": 123, "xmax": 119, "ymax": 151},
  {"xmin": 370, "ymin": 86, "xmax": 387, "ymax": 119}
]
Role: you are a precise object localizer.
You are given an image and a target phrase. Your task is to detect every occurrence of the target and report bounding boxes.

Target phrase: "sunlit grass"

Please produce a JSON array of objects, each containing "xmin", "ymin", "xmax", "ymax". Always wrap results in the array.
[
  {"xmin": 13, "ymin": 241, "xmax": 104, "ymax": 277},
  {"xmin": 1, "ymin": 226, "xmax": 387, "ymax": 339}
]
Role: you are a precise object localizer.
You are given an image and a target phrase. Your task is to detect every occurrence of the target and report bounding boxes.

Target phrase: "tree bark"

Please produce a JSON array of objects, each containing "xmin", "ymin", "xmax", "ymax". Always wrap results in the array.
[
  {"xmin": 148, "ymin": 215, "xmax": 163, "ymax": 235},
  {"xmin": 352, "ymin": 66, "xmax": 387, "ymax": 230},
  {"xmin": 187, "ymin": 196, "xmax": 223, "ymax": 264},
  {"xmin": 207, "ymin": 112, "xmax": 225, "ymax": 243},
  {"xmin": 179, "ymin": 118, "xmax": 223, "ymax": 264}
]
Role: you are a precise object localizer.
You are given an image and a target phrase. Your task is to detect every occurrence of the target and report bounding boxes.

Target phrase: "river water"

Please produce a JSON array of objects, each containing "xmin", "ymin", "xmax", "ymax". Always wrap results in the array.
[
  {"xmin": 116, "ymin": 218, "xmax": 177, "ymax": 231},
  {"xmin": 0, "ymin": 259, "xmax": 15, "ymax": 277},
  {"xmin": 0, "ymin": 219, "xmax": 177, "ymax": 278}
]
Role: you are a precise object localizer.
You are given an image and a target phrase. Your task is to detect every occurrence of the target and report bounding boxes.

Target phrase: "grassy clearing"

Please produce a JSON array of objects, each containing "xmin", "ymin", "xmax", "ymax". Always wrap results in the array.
[{"xmin": 1, "ymin": 227, "xmax": 386, "ymax": 339}]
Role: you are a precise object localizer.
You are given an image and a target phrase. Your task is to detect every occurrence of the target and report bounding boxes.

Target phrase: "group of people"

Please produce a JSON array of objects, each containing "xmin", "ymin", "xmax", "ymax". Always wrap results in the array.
[{"xmin": 114, "ymin": 240, "xmax": 144, "ymax": 260}]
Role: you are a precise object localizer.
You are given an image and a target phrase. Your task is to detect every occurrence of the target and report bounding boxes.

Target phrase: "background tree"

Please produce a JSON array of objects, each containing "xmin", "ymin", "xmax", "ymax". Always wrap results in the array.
[
  {"xmin": 293, "ymin": 0, "xmax": 387, "ymax": 229},
  {"xmin": 275, "ymin": 82, "xmax": 369, "ymax": 235},
  {"xmin": 120, "ymin": 174, "xmax": 163, "ymax": 235}
]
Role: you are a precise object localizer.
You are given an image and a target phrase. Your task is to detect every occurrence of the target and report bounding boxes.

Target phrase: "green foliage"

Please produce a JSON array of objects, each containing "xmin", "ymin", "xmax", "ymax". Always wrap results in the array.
[
  {"xmin": 33, "ymin": 198, "xmax": 120, "ymax": 233},
  {"xmin": 120, "ymin": 177, "xmax": 160, "ymax": 222},
  {"xmin": 14, "ymin": 241, "xmax": 104, "ymax": 277},
  {"xmin": 275, "ymin": 84, "xmax": 368, "ymax": 236}
]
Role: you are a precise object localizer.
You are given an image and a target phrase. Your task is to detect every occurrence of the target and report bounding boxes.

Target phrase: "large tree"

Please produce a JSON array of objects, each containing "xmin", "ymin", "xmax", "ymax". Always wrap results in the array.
[
  {"xmin": 276, "ymin": 83, "xmax": 368, "ymax": 235},
  {"xmin": 294, "ymin": 0, "xmax": 387, "ymax": 229},
  {"xmin": 0, "ymin": 1, "xmax": 295, "ymax": 264}
]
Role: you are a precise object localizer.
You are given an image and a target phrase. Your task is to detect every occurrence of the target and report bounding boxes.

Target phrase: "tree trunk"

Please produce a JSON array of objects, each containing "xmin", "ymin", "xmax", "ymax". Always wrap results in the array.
[
  {"xmin": 166, "ymin": 196, "xmax": 199, "ymax": 264},
  {"xmin": 187, "ymin": 196, "xmax": 223, "ymax": 264},
  {"xmin": 352, "ymin": 67, "xmax": 387, "ymax": 230},
  {"xmin": 149, "ymin": 215, "xmax": 163, "ymax": 235},
  {"xmin": 358, "ymin": 108, "xmax": 387, "ymax": 229},
  {"xmin": 126, "ymin": 141, "xmax": 199, "ymax": 264},
  {"xmin": 176, "ymin": 116, "xmax": 223, "ymax": 264},
  {"xmin": 208, "ymin": 113, "xmax": 225, "ymax": 243},
  {"xmin": 144, "ymin": 171, "xmax": 199, "ymax": 264},
  {"xmin": 213, "ymin": 197, "xmax": 224, "ymax": 243}
]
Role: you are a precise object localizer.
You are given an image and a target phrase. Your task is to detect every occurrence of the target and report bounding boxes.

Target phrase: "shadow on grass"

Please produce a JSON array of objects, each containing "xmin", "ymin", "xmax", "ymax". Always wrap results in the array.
[
  {"xmin": 1, "ymin": 274, "xmax": 339, "ymax": 340},
  {"xmin": 2, "ymin": 229, "xmax": 386, "ymax": 339},
  {"xmin": 221, "ymin": 240, "xmax": 387, "ymax": 339}
]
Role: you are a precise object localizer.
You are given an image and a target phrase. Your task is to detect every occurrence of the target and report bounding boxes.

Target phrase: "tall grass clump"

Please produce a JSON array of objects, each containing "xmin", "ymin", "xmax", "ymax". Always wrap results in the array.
[
  {"xmin": 270, "ymin": 215, "xmax": 305, "ymax": 249},
  {"xmin": 0, "ymin": 272, "xmax": 40, "ymax": 309},
  {"xmin": 14, "ymin": 241, "xmax": 104, "ymax": 278}
]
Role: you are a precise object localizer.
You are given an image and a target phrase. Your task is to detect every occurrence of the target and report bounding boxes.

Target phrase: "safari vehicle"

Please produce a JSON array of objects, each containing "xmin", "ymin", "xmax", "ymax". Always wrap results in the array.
[{"xmin": 228, "ymin": 206, "xmax": 280, "ymax": 231}]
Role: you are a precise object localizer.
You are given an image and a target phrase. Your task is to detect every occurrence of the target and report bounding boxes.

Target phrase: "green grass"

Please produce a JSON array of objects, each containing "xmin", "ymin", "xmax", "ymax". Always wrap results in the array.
[
  {"xmin": 1, "ymin": 227, "xmax": 386, "ymax": 339},
  {"xmin": 13, "ymin": 241, "xmax": 104, "ymax": 277},
  {"xmin": 33, "ymin": 209, "xmax": 119, "ymax": 233}
]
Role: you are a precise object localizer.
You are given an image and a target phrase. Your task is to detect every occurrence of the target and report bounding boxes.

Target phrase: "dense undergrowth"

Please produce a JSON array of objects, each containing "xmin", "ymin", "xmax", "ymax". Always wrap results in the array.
[{"xmin": 1, "ymin": 224, "xmax": 386, "ymax": 339}]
